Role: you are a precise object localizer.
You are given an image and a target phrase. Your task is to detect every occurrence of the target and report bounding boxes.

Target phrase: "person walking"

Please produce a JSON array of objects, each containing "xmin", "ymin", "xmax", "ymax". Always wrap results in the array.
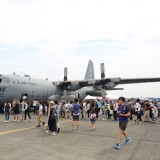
[
  {"xmin": 46, "ymin": 101, "xmax": 57, "ymax": 135},
  {"xmin": 36, "ymin": 102, "xmax": 45, "ymax": 127},
  {"xmin": 115, "ymin": 97, "xmax": 131, "ymax": 149}
]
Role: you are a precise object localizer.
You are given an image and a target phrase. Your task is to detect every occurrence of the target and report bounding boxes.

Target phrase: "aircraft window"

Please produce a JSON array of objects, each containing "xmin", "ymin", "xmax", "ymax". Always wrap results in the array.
[
  {"xmin": 0, "ymin": 79, "xmax": 2, "ymax": 83},
  {"xmin": 2, "ymin": 77, "xmax": 10, "ymax": 84}
]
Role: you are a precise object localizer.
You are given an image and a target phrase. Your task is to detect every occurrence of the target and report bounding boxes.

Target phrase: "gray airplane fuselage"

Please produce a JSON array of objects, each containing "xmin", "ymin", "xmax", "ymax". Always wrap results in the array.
[{"xmin": 0, "ymin": 74, "xmax": 59, "ymax": 106}]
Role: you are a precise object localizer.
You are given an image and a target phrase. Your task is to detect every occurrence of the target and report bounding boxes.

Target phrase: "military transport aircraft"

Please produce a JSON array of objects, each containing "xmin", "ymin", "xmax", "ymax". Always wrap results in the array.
[{"xmin": 0, "ymin": 60, "xmax": 160, "ymax": 108}]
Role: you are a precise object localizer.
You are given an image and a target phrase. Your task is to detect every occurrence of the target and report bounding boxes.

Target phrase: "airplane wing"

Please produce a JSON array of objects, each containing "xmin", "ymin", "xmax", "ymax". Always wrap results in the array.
[
  {"xmin": 119, "ymin": 78, "xmax": 160, "ymax": 84},
  {"xmin": 53, "ymin": 77, "xmax": 160, "ymax": 91}
]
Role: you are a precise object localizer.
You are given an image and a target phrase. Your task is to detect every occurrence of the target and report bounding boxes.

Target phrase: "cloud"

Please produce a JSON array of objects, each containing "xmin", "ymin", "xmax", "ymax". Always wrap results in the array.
[{"xmin": 0, "ymin": 0, "xmax": 160, "ymax": 97}]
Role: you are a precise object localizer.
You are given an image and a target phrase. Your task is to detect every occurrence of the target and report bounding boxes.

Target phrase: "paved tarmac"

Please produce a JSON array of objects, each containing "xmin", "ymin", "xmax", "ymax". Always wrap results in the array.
[{"xmin": 0, "ymin": 114, "xmax": 160, "ymax": 160}]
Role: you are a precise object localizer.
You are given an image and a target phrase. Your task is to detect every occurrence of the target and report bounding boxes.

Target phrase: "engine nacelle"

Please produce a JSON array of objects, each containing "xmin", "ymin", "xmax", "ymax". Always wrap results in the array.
[
  {"xmin": 105, "ymin": 82, "xmax": 117, "ymax": 89},
  {"xmin": 86, "ymin": 90, "xmax": 107, "ymax": 97},
  {"xmin": 66, "ymin": 84, "xmax": 82, "ymax": 91}
]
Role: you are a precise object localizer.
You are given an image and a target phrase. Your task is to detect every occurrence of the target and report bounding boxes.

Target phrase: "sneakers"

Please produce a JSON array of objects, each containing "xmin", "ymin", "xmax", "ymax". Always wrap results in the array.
[
  {"xmin": 46, "ymin": 130, "xmax": 49, "ymax": 134},
  {"xmin": 115, "ymin": 143, "xmax": 121, "ymax": 149},
  {"xmin": 36, "ymin": 125, "xmax": 41, "ymax": 127},
  {"xmin": 91, "ymin": 128, "xmax": 96, "ymax": 131},
  {"xmin": 124, "ymin": 137, "xmax": 132, "ymax": 145},
  {"xmin": 52, "ymin": 132, "xmax": 56, "ymax": 136}
]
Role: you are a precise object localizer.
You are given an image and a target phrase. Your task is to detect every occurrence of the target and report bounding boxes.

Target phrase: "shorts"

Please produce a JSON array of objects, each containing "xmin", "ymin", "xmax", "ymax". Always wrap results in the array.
[
  {"xmin": 90, "ymin": 118, "xmax": 96, "ymax": 123},
  {"xmin": 73, "ymin": 115, "xmax": 79, "ymax": 121},
  {"xmin": 144, "ymin": 110, "xmax": 150, "ymax": 117},
  {"xmin": 136, "ymin": 112, "xmax": 141, "ymax": 120},
  {"xmin": 119, "ymin": 121, "xmax": 128, "ymax": 131},
  {"xmin": 14, "ymin": 109, "xmax": 19, "ymax": 115}
]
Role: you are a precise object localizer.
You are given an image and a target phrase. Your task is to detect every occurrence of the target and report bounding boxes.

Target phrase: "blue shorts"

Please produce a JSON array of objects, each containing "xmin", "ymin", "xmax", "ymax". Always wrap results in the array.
[{"xmin": 90, "ymin": 118, "xmax": 96, "ymax": 123}]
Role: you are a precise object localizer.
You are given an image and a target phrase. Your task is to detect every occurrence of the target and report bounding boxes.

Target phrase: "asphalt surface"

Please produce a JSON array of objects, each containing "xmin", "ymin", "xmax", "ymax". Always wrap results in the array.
[{"xmin": 0, "ymin": 114, "xmax": 160, "ymax": 160}]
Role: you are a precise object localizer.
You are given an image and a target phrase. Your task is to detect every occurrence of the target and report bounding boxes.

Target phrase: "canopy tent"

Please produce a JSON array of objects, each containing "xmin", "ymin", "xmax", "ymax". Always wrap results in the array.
[
  {"xmin": 84, "ymin": 94, "xmax": 118, "ymax": 101},
  {"xmin": 84, "ymin": 95, "xmax": 96, "ymax": 100},
  {"xmin": 105, "ymin": 94, "xmax": 119, "ymax": 100}
]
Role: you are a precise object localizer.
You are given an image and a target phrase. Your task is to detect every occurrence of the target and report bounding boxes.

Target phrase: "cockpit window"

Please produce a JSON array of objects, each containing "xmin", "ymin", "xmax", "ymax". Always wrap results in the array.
[{"xmin": 1, "ymin": 77, "xmax": 10, "ymax": 84}]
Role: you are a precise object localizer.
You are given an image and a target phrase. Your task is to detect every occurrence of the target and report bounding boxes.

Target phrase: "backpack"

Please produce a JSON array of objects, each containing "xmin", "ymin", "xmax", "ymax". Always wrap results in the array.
[
  {"xmin": 5, "ymin": 103, "xmax": 10, "ymax": 112},
  {"xmin": 50, "ymin": 108, "xmax": 57, "ymax": 120}
]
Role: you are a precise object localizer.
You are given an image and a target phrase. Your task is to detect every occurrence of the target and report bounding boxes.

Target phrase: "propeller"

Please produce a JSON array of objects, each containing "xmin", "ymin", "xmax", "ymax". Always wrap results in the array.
[
  {"xmin": 64, "ymin": 67, "xmax": 67, "ymax": 81},
  {"xmin": 63, "ymin": 67, "xmax": 68, "ymax": 100},
  {"xmin": 100, "ymin": 63, "xmax": 107, "ymax": 98},
  {"xmin": 100, "ymin": 63, "xmax": 105, "ymax": 79}
]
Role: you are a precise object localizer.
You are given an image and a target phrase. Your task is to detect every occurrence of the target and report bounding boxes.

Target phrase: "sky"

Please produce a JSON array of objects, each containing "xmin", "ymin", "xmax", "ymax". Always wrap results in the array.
[{"xmin": 0, "ymin": 0, "xmax": 160, "ymax": 98}]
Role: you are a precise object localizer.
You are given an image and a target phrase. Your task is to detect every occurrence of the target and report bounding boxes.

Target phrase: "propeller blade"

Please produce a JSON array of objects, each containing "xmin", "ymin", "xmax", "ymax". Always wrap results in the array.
[
  {"xmin": 101, "ymin": 89, "xmax": 107, "ymax": 98},
  {"xmin": 64, "ymin": 67, "xmax": 68, "ymax": 81},
  {"xmin": 63, "ymin": 90, "xmax": 67, "ymax": 100},
  {"xmin": 100, "ymin": 63, "xmax": 105, "ymax": 79}
]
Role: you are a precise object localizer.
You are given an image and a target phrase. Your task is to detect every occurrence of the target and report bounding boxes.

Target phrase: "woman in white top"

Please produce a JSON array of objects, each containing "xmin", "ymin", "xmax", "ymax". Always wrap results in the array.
[{"xmin": 134, "ymin": 99, "xmax": 142, "ymax": 124}]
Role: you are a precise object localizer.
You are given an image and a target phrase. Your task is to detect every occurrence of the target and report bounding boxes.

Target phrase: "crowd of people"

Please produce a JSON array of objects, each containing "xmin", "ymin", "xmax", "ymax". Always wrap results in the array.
[{"xmin": 1, "ymin": 96, "xmax": 160, "ymax": 148}]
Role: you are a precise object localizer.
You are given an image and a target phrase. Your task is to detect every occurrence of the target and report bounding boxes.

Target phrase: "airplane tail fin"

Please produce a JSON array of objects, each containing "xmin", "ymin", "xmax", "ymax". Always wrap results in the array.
[{"xmin": 84, "ymin": 60, "xmax": 95, "ymax": 80}]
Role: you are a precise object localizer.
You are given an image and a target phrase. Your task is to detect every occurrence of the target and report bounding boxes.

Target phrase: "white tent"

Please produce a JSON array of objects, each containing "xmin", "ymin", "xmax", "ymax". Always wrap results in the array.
[
  {"xmin": 84, "ymin": 94, "xmax": 118, "ymax": 100},
  {"xmin": 105, "ymin": 94, "xmax": 118, "ymax": 100},
  {"xmin": 84, "ymin": 95, "xmax": 96, "ymax": 100}
]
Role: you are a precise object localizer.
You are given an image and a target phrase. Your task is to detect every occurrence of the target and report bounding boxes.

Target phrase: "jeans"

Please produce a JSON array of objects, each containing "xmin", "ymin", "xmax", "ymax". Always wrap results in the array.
[
  {"xmin": 5, "ymin": 111, "xmax": 10, "ymax": 121},
  {"xmin": 103, "ymin": 109, "xmax": 108, "ymax": 119}
]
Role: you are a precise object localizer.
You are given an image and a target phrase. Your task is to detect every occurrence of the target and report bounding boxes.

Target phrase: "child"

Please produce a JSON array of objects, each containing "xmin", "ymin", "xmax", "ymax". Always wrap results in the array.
[{"xmin": 90, "ymin": 109, "xmax": 96, "ymax": 131}]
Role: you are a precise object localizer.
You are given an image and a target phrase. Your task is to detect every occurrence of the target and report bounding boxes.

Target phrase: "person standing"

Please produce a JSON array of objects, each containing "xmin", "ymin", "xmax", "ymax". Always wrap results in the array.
[
  {"xmin": 13, "ymin": 99, "xmax": 20, "ymax": 122},
  {"xmin": 4, "ymin": 100, "xmax": 11, "ymax": 122},
  {"xmin": 113, "ymin": 101, "xmax": 118, "ymax": 121},
  {"xmin": 134, "ymin": 99, "xmax": 142, "ymax": 124},
  {"xmin": 24, "ymin": 99, "xmax": 31, "ymax": 122},
  {"xmin": 33, "ymin": 99, "xmax": 37, "ymax": 115},
  {"xmin": 72, "ymin": 98, "xmax": 81, "ymax": 131},
  {"xmin": 144, "ymin": 102, "xmax": 151, "ymax": 122},
  {"xmin": 90, "ymin": 109, "xmax": 97, "ymax": 131},
  {"xmin": 115, "ymin": 97, "xmax": 131, "ymax": 149},
  {"xmin": 96, "ymin": 99, "xmax": 101, "ymax": 119},
  {"xmin": 21, "ymin": 100, "xmax": 27, "ymax": 121}
]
